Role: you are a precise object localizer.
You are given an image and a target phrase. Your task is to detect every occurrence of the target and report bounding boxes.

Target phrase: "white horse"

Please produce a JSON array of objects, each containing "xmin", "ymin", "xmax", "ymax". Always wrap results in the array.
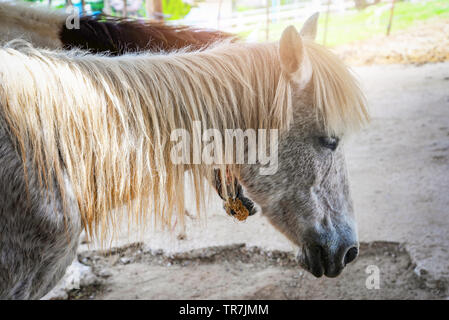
[{"xmin": 0, "ymin": 15, "xmax": 368, "ymax": 299}]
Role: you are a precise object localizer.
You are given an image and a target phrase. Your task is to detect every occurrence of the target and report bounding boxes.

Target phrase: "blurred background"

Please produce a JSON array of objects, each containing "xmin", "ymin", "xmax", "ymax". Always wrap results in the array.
[{"xmin": 22, "ymin": 0, "xmax": 449, "ymax": 65}]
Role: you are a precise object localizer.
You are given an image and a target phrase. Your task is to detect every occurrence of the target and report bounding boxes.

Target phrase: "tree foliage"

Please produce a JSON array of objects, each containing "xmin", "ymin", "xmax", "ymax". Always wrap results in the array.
[{"xmin": 163, "ymin": 0, "xmax": 191, "ymax": 20}]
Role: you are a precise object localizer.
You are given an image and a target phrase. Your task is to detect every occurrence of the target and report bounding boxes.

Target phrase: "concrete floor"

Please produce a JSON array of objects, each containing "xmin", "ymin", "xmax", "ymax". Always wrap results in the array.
[{"xmin": 348, "ymin": 63, "xmax": 449, "ymax": 291}]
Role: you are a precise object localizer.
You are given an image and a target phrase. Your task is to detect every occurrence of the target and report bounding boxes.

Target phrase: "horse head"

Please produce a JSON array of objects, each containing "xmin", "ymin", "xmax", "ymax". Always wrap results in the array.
[{"xmin": 236, "ymin": 14, "xmax": 368, "ymax": 278}]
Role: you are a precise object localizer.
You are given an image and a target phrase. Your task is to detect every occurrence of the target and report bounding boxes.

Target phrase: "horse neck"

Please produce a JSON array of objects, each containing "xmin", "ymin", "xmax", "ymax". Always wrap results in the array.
[{"xmin": 0, "ymin": 1, "xmax": 65, "ymax": 49}]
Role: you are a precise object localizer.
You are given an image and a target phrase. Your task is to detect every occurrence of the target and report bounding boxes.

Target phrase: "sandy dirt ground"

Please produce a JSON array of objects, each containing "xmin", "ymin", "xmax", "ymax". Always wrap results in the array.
[
  {"xmin": 43, "ymin": 22, "xmax": 449, "ymax": 299},
  {"xmin": 69, "ymin": 242, "xmax": 439, "ymax": 300}
]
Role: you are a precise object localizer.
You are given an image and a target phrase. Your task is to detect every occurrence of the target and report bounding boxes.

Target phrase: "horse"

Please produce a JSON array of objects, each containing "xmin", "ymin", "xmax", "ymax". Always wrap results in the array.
[
  {"xmin": 0, "ymin": 14, "xmax": 368, "ymax": 299},
  {"xmin": 0, "ymin": 0, "xmax": 234, "ymax": 53}
]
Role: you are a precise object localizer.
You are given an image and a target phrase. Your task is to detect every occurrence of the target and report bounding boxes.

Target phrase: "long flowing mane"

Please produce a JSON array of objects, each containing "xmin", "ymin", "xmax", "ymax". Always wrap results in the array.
[{"xmin": 0, "ymin": 39, "xmax": 367, "ymax": 241}]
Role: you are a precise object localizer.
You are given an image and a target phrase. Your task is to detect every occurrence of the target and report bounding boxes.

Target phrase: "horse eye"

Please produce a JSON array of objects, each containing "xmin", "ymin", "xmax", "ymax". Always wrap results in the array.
[{"xmin": 318, "ymin": 136, "xmax": 339, "ymax": 151}]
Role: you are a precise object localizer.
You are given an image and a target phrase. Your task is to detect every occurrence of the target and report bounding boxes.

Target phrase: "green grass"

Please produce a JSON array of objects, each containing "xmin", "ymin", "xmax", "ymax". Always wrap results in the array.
[{"xmin": 243, "ymin": 0, "xmax": 449, "ymax": 47}]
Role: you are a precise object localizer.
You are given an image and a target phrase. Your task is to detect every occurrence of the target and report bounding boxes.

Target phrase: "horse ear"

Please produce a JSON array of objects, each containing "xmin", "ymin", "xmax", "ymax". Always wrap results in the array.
[
  {"xmin": 279, "ymin": 25, "xmax": 304, "ymax": 75},
  {"xmin": 299, "ymin": 12, "xmax": 319, "ymax": 41}
]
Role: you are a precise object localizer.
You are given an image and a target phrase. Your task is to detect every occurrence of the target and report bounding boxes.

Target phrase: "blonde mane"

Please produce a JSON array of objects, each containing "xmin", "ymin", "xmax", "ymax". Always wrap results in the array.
[
  {"xmin": 0, "ymin": 39, "xmax": 367, "ymax": 240},
  {"xmin": 304, "ymin": 39, "xmax": 369, "ymax": 135}
]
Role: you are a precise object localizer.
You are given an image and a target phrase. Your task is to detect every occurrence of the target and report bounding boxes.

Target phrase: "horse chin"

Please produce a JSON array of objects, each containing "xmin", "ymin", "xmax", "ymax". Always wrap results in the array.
[{"xmin": 296, "ymin": 248, "xmax": 323, "ymax": 278}]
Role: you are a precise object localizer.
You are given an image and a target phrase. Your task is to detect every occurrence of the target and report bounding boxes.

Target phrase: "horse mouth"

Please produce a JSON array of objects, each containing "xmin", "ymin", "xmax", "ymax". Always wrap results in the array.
[
  {"xmin": 309, "ymin": 264, "xmax": 325, "ymax": 278},
  {"xmin": 296, "ymin": 246, "xmax": 345, "ymax": 278}
]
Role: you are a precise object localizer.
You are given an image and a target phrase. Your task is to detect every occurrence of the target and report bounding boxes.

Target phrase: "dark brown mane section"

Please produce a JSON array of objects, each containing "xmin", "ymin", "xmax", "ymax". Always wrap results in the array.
[{"xmin": 60, "ymin": 14, "xmax": 237, "ymax": 55}]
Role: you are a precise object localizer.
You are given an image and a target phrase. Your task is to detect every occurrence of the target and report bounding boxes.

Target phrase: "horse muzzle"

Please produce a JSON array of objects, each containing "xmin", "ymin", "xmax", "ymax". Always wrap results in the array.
[{"xmin": 296, "ymin": 239, "xmax": 359, "ymax": 278}]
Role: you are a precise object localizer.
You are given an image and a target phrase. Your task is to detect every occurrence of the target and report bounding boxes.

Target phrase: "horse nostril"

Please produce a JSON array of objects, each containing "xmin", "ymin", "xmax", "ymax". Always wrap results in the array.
[{"xmin": 344, "ymin": 246, "xmax": 358, "ymax": 265}]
